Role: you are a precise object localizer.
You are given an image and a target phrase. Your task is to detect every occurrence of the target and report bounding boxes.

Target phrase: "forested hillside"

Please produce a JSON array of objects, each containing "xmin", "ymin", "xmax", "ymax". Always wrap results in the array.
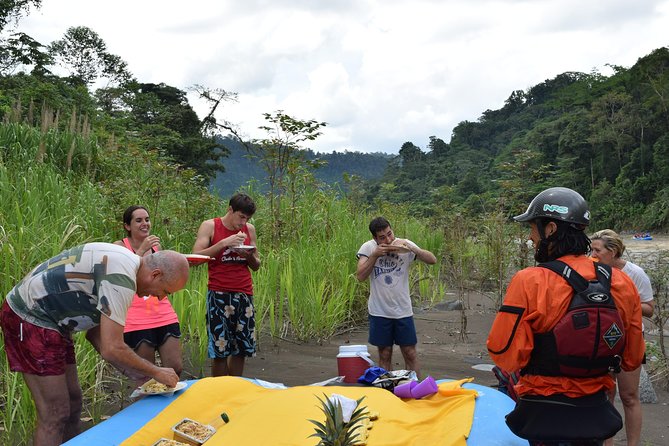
[
  {"xmin": 2, "ymin": 4, "xmax": 668, "ymax": 443},
  {"xmin": 210, "ymin": 136, "xmax": 391, "ymax": 196},
  {"xmin": 367, "ymin": 47, "xmax": 669, "ymax": 230}
]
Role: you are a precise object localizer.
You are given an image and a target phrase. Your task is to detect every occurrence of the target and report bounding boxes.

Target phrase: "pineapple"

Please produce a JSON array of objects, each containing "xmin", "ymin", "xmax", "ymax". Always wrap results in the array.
[{"xmin": 308, "ymin": 394, "xmax": 369, "ymax": 446}]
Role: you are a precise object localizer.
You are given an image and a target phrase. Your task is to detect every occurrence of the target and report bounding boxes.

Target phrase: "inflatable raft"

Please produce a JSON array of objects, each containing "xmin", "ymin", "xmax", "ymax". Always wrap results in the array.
[{"xmin": 64, "ymin": 377, "xmax": 525, "ymax": 446}]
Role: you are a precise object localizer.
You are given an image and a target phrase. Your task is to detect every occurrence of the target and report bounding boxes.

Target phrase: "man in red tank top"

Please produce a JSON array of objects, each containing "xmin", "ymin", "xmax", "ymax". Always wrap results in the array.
[{"xmin": 193, "ymin": 193, "xmax": 261, "ymax": 377}]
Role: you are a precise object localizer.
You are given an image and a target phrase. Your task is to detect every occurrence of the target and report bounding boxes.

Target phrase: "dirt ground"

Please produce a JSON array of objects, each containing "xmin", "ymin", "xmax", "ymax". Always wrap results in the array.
[{"xmin": 240, "ymin": 235, "xmax": 669, "ymax": 446}]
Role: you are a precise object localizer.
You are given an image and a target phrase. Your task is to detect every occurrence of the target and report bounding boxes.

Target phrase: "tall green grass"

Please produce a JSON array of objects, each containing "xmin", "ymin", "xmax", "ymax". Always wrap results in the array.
[
  {"xmin": 0, "ymin": 122, "xmax": 223, "ymax": 444},
  {"xmin": 3, "ymin": 121, "xmax": 526, "ymax": 444},
  {"xmin": 170, "ymin": 267, "xmax": 210, "ymax": 378}
]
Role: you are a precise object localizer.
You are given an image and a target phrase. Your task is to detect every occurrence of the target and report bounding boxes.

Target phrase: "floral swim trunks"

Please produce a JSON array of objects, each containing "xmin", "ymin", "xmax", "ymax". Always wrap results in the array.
[{"xmin": 206, "ymin": 290, "xmax": 256, "ymax": 359}]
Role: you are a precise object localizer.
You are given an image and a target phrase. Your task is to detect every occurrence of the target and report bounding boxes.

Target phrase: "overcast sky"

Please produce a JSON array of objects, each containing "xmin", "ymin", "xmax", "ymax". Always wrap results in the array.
[{"xmin": 16, "ymin": 0, "xmax": 669, "ymax": 154}]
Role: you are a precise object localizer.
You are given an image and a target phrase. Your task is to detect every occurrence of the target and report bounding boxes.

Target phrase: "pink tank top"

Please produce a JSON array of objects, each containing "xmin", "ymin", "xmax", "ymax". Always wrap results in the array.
[
  {"xmin": 121, "ymin": 238, "xmax": 179, "ymax": 333},
  {"xmin": 207, "ymin": 219, "xmax": 253, "ymax": 294}
]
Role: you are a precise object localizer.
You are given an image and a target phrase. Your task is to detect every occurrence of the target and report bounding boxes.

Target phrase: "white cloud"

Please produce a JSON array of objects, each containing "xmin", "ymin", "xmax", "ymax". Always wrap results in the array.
[{"xmin": 14, "ymin": 0, "xmax": 669, "ymax": 154}]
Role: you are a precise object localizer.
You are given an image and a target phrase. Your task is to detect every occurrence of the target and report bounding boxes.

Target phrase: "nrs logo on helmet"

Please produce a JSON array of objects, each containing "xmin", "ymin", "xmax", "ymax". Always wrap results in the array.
[{"xmin": 543, "ymin": 204, "xmax": 568, "ymax": 214}]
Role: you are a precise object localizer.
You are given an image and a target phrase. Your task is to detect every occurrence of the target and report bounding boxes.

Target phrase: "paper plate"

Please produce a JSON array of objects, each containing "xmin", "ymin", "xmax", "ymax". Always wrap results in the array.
[
  {"xmin": 391, "ymin": 246, "xmax": 412, "ymax": 254},
  {"xmin": 230, "ymin": 245, "xmax": 256, "ymax": 252},
  {"xmin": 471, "ymin": 363, "xmax": 496, "ymax": 372},
  {"xmin": 137, "ymin": 380, "xmax": 187, "ymax": 396},
  {"xmin": 185, "ymin": 254, "xmax": 212, "ymax": 265},
  {"xmin": 388, "ymin": 242, "xmax": 411, "ymax": 253}
]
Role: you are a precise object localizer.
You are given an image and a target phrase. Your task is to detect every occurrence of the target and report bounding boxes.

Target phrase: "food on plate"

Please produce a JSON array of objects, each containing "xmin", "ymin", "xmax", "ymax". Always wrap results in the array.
[
  {"xmin": 389, "ymin": 239, "xmax": 411, "ymax": 253},
  {"xmin": 173, "ymin": 419, "xmax": 215, "ymax": 443},
  {"xmin": 184, "ymin": 254, "xmax": 212, "ymax": 265},
  {"xmin": 152, "ymin": 439, "xmax": 189, "ymax": 446},
  {"xmin": 140, "ymin": 378, "xmax": 173, "ymax": 394},
  {"xmin": 230, "ymin": 244, "xmax": 255, "ymax": 251}
]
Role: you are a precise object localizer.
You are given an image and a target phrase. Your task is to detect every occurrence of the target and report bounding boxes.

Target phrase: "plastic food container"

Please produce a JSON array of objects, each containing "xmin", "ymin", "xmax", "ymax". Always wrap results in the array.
[
  {"xmin": 171, "ymin": 418, "xmax": 216, "ymax": 445},
  {"xmin": 152, "ymin": 439, "xmax": 190, "ymax": 446}
]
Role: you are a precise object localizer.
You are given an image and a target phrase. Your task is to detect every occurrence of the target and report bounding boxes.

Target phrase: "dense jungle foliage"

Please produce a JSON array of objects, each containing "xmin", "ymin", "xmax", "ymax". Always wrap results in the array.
[
  {"xmin": 2, "ymin": 0, "xmax": 668, "ymax": 232},
  {"xmin": 366, "ymin": 47, "xmax": 669, "ymax": 231}
]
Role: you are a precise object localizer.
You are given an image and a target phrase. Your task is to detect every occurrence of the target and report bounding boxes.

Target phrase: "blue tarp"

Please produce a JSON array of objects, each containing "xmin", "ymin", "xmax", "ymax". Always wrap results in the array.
[{"xmin": 64, "ymin": 379, "xmax": 525, "ymax": 446}]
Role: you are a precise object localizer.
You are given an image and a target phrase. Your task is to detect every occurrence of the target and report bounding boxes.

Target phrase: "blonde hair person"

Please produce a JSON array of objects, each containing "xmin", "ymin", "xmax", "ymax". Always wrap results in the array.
[
  {"xmin": 591, "ymin": 229, "xmax": 654, "ymax": 446},
  {"xmin": 590, "ymin": 229, "xmax": 655, "ymax": 317}
]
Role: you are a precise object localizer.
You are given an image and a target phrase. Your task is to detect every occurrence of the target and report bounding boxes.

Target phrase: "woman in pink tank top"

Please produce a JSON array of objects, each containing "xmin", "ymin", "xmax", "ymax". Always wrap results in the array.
[{"xmin": 114, "ymin": 206, "xmax": 182, "ymax": 386}]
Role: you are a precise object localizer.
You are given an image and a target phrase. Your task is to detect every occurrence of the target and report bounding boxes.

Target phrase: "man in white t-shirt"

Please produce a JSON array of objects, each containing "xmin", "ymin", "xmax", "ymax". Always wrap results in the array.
[
  {"xmin": 0, "ymin": 243, "xmax": 189, "ymax": 446},
  {"xmin": 356, "ymin": 217, "xmax": 437, "ymax": 376}
]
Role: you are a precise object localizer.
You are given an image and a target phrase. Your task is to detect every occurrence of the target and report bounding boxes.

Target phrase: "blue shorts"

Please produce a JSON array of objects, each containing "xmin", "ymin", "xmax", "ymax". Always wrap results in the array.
[
  {"xmin": 207, "ymin": 290, "xmax": 256, "ymax": 359},
  {"xmin": 368, "ymin": 314, "xmax": 417, "ymax": 347}
]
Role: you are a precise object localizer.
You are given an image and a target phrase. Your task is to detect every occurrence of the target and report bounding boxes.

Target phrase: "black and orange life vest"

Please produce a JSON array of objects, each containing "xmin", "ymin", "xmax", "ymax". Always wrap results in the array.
[{"xmin": 521, "ymin": 261, "xmax": 625, "ymax": 378}]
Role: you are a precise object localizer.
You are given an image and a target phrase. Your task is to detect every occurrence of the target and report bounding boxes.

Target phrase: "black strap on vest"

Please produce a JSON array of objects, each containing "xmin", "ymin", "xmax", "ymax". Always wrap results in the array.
[
  {"xmin": 521, "ymin": 260, "xmax": 621, "ymax": 377},
  {"xmin": 538, "ymin": 260, "xmax": 612, "ymax": 293}
]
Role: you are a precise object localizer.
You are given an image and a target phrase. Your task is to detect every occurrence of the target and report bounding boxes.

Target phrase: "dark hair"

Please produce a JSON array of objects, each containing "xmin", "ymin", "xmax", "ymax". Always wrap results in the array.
[
  {"xmin": 229, "ymin": 193, "xmax": 256, "ymax": 216},
  {"xmin": 534, "ymin": 218, "xmax": 591, "ymax": 262},
  {"xmin": 122, "ymin": 205, "xmax": 148, "ymax": 236},
  {"xmin": 369, "ymin": 216, "xmax": 391, "ymax": 236}
]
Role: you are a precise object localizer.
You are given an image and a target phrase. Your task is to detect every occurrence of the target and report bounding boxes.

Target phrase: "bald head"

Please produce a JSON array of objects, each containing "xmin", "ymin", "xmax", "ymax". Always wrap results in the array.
[{"xmin": 136, "ymin": 250, "xmax": 190, "ymax": 298}]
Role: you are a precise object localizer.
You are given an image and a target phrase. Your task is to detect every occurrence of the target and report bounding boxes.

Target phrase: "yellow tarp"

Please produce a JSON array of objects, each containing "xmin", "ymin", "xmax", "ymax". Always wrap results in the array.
[{"xmin": 121, "ymin": 377, "xmax": 477, "ymax": 446}]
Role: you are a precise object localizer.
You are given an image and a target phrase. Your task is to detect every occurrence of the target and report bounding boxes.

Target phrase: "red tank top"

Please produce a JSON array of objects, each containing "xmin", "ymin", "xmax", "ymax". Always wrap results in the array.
[{"xmin": 208, "ymin": 218, "xmax": 254, "ymax": 294}]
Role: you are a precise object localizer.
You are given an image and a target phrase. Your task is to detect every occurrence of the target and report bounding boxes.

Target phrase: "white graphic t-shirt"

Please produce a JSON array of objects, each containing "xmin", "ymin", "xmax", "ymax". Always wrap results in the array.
[
  {"xmin": 357, "ymin": 239, "xmax": 417, "ymax": 319},
  {"xmin": 5, "ymin": 243, "xmax": 140, "ymax": 333}
]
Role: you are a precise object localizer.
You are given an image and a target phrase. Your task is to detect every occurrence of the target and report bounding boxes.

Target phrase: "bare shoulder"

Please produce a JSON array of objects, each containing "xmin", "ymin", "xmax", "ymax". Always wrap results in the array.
[
  {"xmin": 197, "ymin": 218, "xmax": 216, "ymax": 232},
  {"xmin": 246, "ymin": 222, "xmax": 258, "ymax": 242},
  {"xmin": 113, "ymin": 240, "xmax": 124, "ymax": 246}
]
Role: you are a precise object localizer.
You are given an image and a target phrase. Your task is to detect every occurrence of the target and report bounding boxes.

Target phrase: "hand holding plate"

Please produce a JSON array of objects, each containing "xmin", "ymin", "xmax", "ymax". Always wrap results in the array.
[
  {"xmin": 390, "ymin": 238, "xmax": 412, "ymax": 253},
  {"xmin": 230, "ymin": 244, "xmax": 256, "ymax": 257}
]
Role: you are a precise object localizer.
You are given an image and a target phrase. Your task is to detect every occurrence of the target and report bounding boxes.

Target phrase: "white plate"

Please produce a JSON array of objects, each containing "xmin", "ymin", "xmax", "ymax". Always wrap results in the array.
[
  {"xmin": 471, "ymin": 363, "xmax": 496, "ymax": 372},
  {"xmin": 230, "ymin": 245, "xmax": 256, "ymax": 252},
  {"xmin": 391, "ymin": 246, "xmax": 412, "ymax": 253},
  {"xmin": 184, "ymin": 254, "xmax": 212, "ymax": 265},
  {"xmin": 137, "ymin": 380, "xmax": 187, "ymax": 396},
  {"xmin": 388, "ymin": 242, "xmax": 411, "ymax": 253}
]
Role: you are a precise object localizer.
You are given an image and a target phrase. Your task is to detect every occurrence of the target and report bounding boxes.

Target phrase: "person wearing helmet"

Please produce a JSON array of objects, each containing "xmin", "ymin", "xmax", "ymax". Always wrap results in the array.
[{"xmin": 487, "ymin": 187, "xmax": 645, "ymax": 445}]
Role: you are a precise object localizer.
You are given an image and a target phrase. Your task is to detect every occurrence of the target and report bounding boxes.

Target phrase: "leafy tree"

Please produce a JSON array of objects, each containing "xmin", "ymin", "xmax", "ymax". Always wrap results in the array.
[
  {"xmin": 628, "ymin": 47, "xmax": 669, "ymax": 122},
  {"xmin": 247, "ymin": 111, "xmax": 327, "ymax": 245},
  {"xmin": 495, "ymin": 147, "xmax": 552, "ymax": 215},
  {"xmin": 427, "ymin": 136, "xmax": 449, "ymax": 158},
  {"xmin": 48, "ymin": 26, "xmax": 132, "ymax": 86},
  {"xmin": 0, "ymin": 0, "xmax": 41, "ymax": 32},
  {"xmin": 588, "ymin": 91, "xmax": 641, "ymax": 178},
  {"xmin": 398, "ymin": 141, "xmax": 423, "ymax": 164},
  {"xmin": 190, "ymin": 84, "xmax": 239, "ymax": 137},
  {"xmin": 0, "ymin": 32, "xmax": 52, "ymax": 76},
  {"xmin": 126, "ymin": 82, "xmax": 224, "ymax": 179}
]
